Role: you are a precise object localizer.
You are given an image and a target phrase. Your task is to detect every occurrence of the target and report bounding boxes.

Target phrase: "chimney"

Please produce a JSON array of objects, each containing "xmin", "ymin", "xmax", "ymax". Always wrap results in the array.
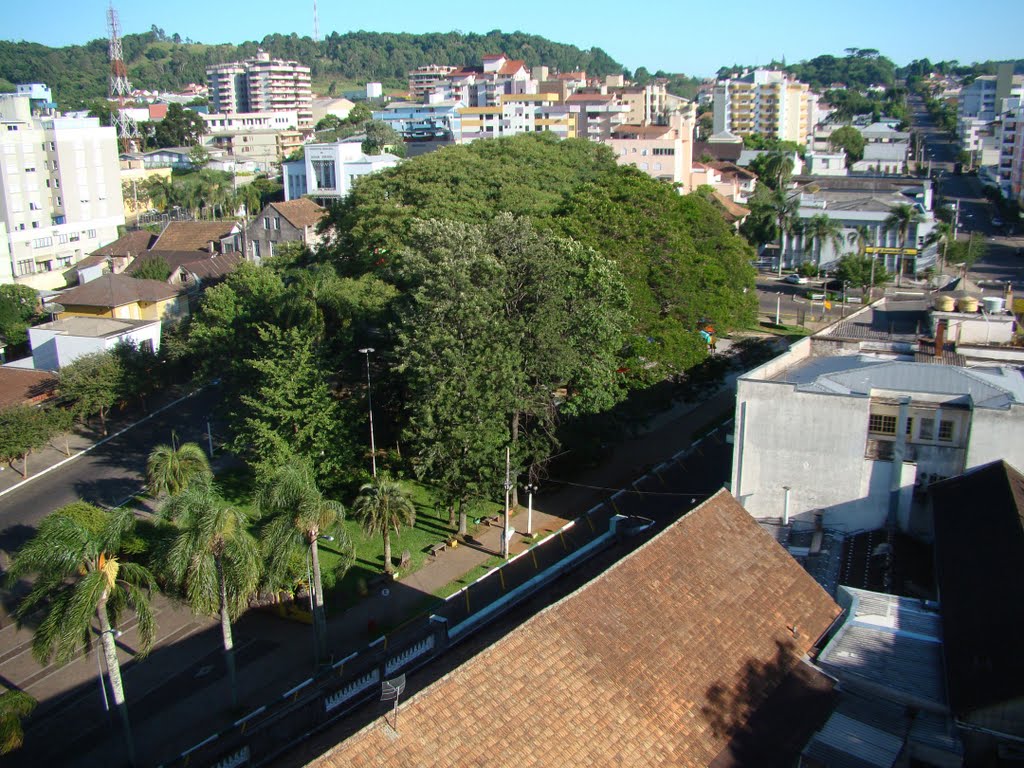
[
  {"xmin": 208, "ymin": 240, "xmax": 216, "ymax": 254},
  {"xmin": 934, "ymin": 318, "xmax": 946, "ymax": 356}
]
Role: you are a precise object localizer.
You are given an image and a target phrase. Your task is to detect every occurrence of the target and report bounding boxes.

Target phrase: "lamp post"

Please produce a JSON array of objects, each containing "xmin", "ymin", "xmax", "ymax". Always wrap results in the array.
[
  {"xmin": 306, "ymin": 534, "xmax": 334, "ymax": 667},
  {"xmin": 358, "ymin": 347, "xmax": 377, "ymax": 478},
  {"xmin": 501, "ymin": 447, "xmax": 511, "ymax": 559},
  {"xmin": 524, "ymin": 483, "xmax": 537, "ymax": 536}
]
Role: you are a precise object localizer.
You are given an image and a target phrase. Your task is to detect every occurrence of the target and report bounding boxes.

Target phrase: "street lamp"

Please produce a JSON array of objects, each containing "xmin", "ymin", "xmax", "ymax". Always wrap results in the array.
[
  {"xmin": 358, "ymin": 347, "xmax": 377, "ymax": 478},
  {"xmin": 524, "ymin": 483, "xmax": 537, "ymax": 536},
  {"xmin": 307, "ymin": 534, "xmax": 334, "ymax": 667}
]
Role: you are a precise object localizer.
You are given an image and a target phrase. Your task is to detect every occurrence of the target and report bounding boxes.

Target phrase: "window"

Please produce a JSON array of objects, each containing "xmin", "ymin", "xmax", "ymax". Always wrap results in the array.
[
  {"xmin": 57, "ymin": 233, "xmax": 68, "ymax": 244},
  {"xmin": 252, "ymin": 240, "xmax": 261, "ymax": 259},
  {"xmin": 868, "ymin": 414, "xmax": 897, "ymax": 435},
  {"xmin": 653, "ymin": 148, "xmax": 675, "ymax": 156},
  {"xmin": 919, "ymin": 418, "xmax": 934, "ymax": 441},
  {"xmin": 311, "ymin": 159, "xmax": 336, "ymax": 191},
  {"xmin": 24, "ymin": 167, "xmax": 35, "ymax": 173},
  {"xmin": 274, "ymin": 217, "xmax": 281, "ymax": 230},
  {"xmin": 906, "ymin": 418, "xmax": 913, "ymax": 436},
  {"xmin": 87, "ymin": 229, "xmax": 96, "ymax": 238},
  {"xmin": 32, "ymin": 236, "xmax": 53, "ymax": 248},
  {"xmin": 15, "ymin": 259, "xmax": 35, "ymax": 276},
  {"xmin": 31, "ymin": 221, "xmax": 39, "ymax": 229},
  {"xmin": 57, "ymin": 255, "xmax": 71, "ymax": 268},
  {"xmin": 263, "ymin": 216, "xmax": 270, "ymax": 228},
  {"xmin": 938, "ymin": 420, "xmax": 954, "ymax": 442}
]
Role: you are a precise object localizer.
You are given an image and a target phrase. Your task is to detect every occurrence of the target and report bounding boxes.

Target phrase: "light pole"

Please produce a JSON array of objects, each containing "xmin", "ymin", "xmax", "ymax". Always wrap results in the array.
[
  {"xmin": 524, "ymin": 483, "xmax": 537, "ymax": 536},
  {"xmin": 307, "ymin": 534, "xmax": 334, "ymax": 667},
  {"xmin": 775, "ymin": 293, "xmax": 782, "ymax": 326},
  {"xmin": 358, "ymin": 347, "xmax": 377, "ymax": 478},
  {"xmin": 502, "ymin": 447, "xmax": 511, "ymax": 559}
]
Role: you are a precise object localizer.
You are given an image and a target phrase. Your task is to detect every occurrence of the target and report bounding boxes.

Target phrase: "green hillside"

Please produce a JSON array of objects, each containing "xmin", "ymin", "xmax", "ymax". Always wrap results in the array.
[{"xmin": 0, "ymin": 29, "xmax": 628, "ymax": 109}]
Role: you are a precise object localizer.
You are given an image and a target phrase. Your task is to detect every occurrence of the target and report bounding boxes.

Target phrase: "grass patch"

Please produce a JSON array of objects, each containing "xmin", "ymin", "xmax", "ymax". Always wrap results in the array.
[
  {"xmin": 433, "ymin": 555, "xmax": 505, "ymax": 599},
  {"xmin": 212, "ymin": 463, "xmax": 501, "ymax": 611}
]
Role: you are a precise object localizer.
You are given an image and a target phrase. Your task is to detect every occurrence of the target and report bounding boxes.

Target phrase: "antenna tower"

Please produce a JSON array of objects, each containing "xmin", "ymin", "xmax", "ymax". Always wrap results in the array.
[
  {"xmin": 313, "ymin": 0, "xmax": 320, "ymax": 43},
  {"xmin": 107, "ymin": 3, "xmax": 139, "ymax": 153}
]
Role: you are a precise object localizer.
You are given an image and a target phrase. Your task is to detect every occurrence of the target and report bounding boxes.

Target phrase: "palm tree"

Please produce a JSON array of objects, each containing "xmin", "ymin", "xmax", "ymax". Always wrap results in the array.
[
  {"xmin": 162, "ymin": 475, "xmax": 259, "ymax": 708},
  {"xmin": 803, "ymin": 214, "xmax": 844, "ymax": 276},
  {"xmin": 0, "ymin": 690, "xmax": 36, "ymax": 755},
  {"xmin": 146, "ymin": 439, "xmax": 212, "ymax": 497},
  {"xmin": 848, "ymin": 224, "xmax": 872, "ymax": 258},
  {"xmin": 765, "ymin": 187, "xmax": 800, "ymax": 275},
  {"xmin": 353, "ymin": 474, "xmax": 416, "ymax": 576},
  {"xmin": 884, "ymin": 203, "xmax": 924, "ymax": 286},
  {"xmin": 761, "ymin": 151, "xmax": 795, "ymax": 189},
  {"xmin": 257, "ymin": 459, "xmax": 345, "ymax": 662},
  {"xmin": 924, "ymin": 220, "xmax": 953, "ymax": 274},
  {"xmin": 7, "ymin": 503, "xmax": 156, "ymax": 766}
]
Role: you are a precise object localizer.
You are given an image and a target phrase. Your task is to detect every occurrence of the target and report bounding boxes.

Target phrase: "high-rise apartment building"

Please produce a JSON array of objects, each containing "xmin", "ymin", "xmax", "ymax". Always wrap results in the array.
[
  {"xmin": 712, "ymin": 70, "xmax": 817, "ymax": 145},
  {"xmin": 207, "ymin": 51, "xmax": 313, "ymax": 129},
  {"xmin": 0, "ymin": 93, "xmax": 124, "ymax": 289}
]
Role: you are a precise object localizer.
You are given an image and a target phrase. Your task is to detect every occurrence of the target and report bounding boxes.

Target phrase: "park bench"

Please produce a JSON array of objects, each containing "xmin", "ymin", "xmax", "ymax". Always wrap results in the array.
[{"xmin": 429, "ymin": 541, "xmax": 447, "ymax": 557}]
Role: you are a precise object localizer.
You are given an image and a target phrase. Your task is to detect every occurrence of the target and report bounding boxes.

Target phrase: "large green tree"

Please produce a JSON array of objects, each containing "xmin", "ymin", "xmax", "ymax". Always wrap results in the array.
[
  {"xmin": 7, "ymin": 504, "xmax": 156, "ymax": 766},
  {"xmin": 58, "ymin": 351, "xmax": 123, "ymax": 435},
  {"xmin": 352, "ymin": 474, "xmax": 416, "ymax": 575},
  {"xmin": 0, "ymin": 285, "xmax": 43, "ymax": 347},
  {"xmin": 0, "ymin": 405, "xmax": 55, "ymax": 478},
  {"xmin": 161, "ymin": 475, "xmax": 260, "ymax": 708},
  {"xmin": 828, "ymin": 126, "xmax": 866, "ymax": 165},
  {"xmin": 884, "ymin": 204, "xmax": 924, "ymax": 284}
]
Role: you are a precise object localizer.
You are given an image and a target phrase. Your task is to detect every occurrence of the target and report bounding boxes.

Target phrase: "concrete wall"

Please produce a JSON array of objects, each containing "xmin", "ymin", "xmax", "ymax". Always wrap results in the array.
[
  {"xmin": 28, "ymin": 323, "xmax": 161, "ymax": 370},
  {"xmin": 966, "ymin": 405, "xmax": 1024, "ymax": 471}
]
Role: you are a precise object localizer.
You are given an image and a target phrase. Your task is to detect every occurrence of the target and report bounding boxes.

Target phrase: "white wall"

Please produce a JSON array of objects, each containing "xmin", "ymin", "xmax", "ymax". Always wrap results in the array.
[
  {"xmin": 28, "ymin": 323, "xmax": 161, "ymax": 371},
  {"xmin": 966, "ymin": 406, "xmax": 1024, "ymax": 471}
]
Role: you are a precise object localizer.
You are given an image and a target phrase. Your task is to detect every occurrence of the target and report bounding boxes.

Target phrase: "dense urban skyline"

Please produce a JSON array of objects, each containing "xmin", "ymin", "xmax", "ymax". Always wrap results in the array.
[{"xmin": 3, "ymin": 0, "xmax": 1023, "ymax": 77}]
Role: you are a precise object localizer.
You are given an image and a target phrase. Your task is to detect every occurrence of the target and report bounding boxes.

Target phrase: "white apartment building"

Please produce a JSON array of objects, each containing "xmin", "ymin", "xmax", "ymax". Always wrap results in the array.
[
  {"xmin": 0, "ymin": 94, "xmax": 124, "ymax": 290},
  {"xmin": 200, "ymin": 110, "xmax": 299, "ymax": 134},
  {"xmin": 1002, "ymin": 103, "xmax": 1024, "ymax": 206},
  {"xmin": 457, "ymin": 94, "xmax": 576, "ymax": 143},
  {"xmin": 712, "ymin": 69, "xmax": 818, "ymax": 145},
  {"xmin": 207, "ymin": 51, "xmax": 313, "ymax": 129}
]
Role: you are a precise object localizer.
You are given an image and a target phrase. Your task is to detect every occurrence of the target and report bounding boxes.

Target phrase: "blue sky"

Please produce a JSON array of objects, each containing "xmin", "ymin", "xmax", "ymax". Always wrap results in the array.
[{"xmin": 4, "ymin": 0, "xmax": 1023, "ymax": 77}]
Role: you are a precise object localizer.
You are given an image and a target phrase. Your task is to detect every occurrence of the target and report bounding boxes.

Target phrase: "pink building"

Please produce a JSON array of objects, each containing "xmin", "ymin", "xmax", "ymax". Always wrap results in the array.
[{"xmin": 605, "ymin": 109, "xmax": 695, "ymax": 190}]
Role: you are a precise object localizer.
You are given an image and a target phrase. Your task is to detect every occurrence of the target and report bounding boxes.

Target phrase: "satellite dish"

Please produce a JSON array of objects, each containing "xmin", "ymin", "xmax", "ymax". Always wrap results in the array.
[
  {"xmin": 47, "ymin": 303, "xmax": 65, "ymax": 316},
  {"xmin": 381, "ymin": 673, "xmax": 407, "ymax": 732}
]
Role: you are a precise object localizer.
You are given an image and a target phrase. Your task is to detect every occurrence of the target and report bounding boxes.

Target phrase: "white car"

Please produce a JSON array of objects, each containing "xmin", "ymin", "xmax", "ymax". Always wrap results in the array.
[{"xmin": 783, "ymin": 274, "xmax": 808, "ymax": 285}]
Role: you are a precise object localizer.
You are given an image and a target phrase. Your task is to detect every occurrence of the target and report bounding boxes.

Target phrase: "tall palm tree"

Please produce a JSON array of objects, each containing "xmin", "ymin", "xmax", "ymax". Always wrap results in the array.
[
  {"xmin": 803, "ymin": 214, "xmax": 845, "ymax": 276},
  {"xmin": 7, "ymin": 503, "xmax": 156, "ymax": 766},
  {"xmin": 0, "ymin": 690, "xmax": 36, "ymax": 755},
  {"xmin": 924, "ymin": 220, "xmax": 953, "ymax": 274},
  {"xmin": 257, "ymin": 459, "xmax": 345, "ymax": 662},
  {"xmin": 162, "ymin": 475, "xmax": 259, "ymax": 708},
  {"xmin": 766, "ymin": 187, "xmax": 800, "ymax": 275},
  {"xmin": 761, "ymin": 151, "xmax": 795, "ymax": 189},
  {"xmin": 848, "ymin": 224, "xmax": 872, "ymax": 258},
  {"xmin": 884, "ymin": 203, "xmax": 924, "ymax": 286},
  {"xmin": 353, "ymin": 474, "xmax": 416, "ymax": 576},
  {"xmin": 146, "ymin": 439, "xmax": 212, "ymax": 497}
]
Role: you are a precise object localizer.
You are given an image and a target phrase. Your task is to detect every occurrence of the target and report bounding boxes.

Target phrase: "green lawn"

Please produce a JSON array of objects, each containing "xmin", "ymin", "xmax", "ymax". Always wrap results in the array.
[{"xmin": 213, "ymin": 464, "xmax": 500, "ymax": 612}]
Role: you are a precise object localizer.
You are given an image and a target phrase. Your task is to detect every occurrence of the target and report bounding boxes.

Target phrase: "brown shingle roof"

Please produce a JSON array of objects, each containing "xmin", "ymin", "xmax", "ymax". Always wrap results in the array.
[
  {"xmin": 707, "ymin": 161, "xmax": 757, "ymax": 181},
  {"xmin": 269, "ymin": 199, "xmax": 327, "ymax": 230},
  {"xmin": 311, "ymin": 490, "xmax": 840, "ymax": 768},
  {"xmin": 612, "ymin": 123, "xmax": 674, "ymax": 139},
  {"xmin": 123, "ymin": 251, "xmax": 241, "ymax": 282},
  {"xmin": 56, "ymin": 274, "xmax": 180, "ymax": 308},
  {"xmin": 0, "ymin": 368, "xmax": 58, "ymax": 408},
  {"xmin": 711, "ymin": 191, "xmax": 752, "ymax": 222},
  {"xmin": 90, "ymin": 231, "xmax": 157, "ymax": 259},
  {"xmin": 151, "ymin": 221, "xmax": 238, "ymax": 253}
]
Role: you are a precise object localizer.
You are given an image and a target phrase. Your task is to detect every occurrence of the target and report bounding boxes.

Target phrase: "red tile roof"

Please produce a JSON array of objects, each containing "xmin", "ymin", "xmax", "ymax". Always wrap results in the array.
[
  {"xmin": 0, "ymin": 368, "xmax": 58, "ymax": 408},
  {"xmin": 56, "ymin": 274, "xmax": 181, "ymax": 308},
  {"xmin": 310, "ymin": 490, "xmax": 840, "ymax": 768},
  {"xmin": 497, "ymin": 59, "xmax": 527, "ymax": 76},
  {"xmin": 90, "ymin": 231, "xmax": 158, "ymax": 260}
]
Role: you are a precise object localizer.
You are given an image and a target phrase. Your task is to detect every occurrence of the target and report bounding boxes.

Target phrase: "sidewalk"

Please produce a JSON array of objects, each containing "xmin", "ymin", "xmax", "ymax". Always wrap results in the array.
[{"xmin": 4, "ymin": 377, "xmax": 739, "ymax": 767}]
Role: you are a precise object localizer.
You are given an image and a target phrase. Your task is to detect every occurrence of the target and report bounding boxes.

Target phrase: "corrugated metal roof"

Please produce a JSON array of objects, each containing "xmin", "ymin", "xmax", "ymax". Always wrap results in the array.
[
  {"xmin": 803, "ymin": 712, "xmax": 903, "ymax": 768},
  {"xmin": 818, "ymin": 586, "xmax": 946, "ymax": 707}
]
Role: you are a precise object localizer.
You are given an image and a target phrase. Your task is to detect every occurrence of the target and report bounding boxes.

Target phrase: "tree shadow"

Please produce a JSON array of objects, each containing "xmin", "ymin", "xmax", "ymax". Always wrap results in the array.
[{"xmin": 701, "ymin": 639, "xmax": 837, "ymax": 767}]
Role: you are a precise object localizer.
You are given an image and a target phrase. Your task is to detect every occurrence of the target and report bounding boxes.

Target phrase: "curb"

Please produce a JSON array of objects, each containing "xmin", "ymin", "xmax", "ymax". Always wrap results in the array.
[{"xmin": 0, "ymin": 389, "xmax": 201, "ymax": 501}]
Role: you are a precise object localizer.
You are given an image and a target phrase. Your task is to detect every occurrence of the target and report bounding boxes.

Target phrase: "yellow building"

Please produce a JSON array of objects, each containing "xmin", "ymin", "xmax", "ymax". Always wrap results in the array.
[
  {"xmin": 712, "ymin": 70, "xmax": 817, "ymax": 144},
  {"xmin": 458, "ymin": 94, "xmax": 576, "ymax": 143},
  {"xmin": 54, "ymin": 274, "xmax": 188, "ymax": 324},
  {"xmin": 120, "ymin": 164, "xmax": 173, "ymax": 223}
]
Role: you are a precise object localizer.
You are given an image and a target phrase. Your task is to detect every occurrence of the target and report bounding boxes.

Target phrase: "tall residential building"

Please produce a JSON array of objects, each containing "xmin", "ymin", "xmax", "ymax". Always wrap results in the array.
[
  {"xmin": 605, "ymin": 108, "xmax": 696, "ymax": 190},
  {"xmin": 1001, "ymin": 102, "xmax": 1024, "ymax": 206},
  {"xmin": 0, "ymin": 93, "xmax": 124, "ymax": 289},
  {"xmin": 712, "ymin": 69, "xmax": 817, "ymax": 145},
  {"xmin": 207, "ymin": 51, "xmax": 313, "ymax": 129},
  {"xmin": 408, "ymin": 65, "xmax": 457, "ymax": 100},
  {"xmin": 457, "ymin": 93, "xmax": 576, "ymax": 143}
]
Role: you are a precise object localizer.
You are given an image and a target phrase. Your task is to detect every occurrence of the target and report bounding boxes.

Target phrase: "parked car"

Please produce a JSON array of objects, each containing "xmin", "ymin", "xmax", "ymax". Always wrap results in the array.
[
  {"xmin": 992, "ymin": 216, "xmax": 1004, "ymax": 228},
  {"xmin": 783, "ymin": 274, "xmax": 808, "ymax": 285}
]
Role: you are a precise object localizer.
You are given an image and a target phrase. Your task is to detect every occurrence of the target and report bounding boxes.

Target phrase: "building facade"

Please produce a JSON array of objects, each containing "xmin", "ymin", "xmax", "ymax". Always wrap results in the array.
[
  {"xmin": 712, "ymin": 69, "xmax": 817, "ymax": 145},
  {"xmin": 284, "ymin": 138, "xmax": 400, "ymax": 203},
  {"xmin": 207, "ymin": 51, "xmax": 313, "ymax": 129},
  {"xmin": 605, "ymin": 109, "xmax": 695, "ymax": 190},
  {"xmin": 0, "ymin": 94, "xmax": 125, "ymax": 289}
]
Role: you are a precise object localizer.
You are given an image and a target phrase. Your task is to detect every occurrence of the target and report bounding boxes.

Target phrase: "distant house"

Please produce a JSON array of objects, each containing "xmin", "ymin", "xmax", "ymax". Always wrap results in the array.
[
  {"xmin": 51, "ymin": 274, "xmax": 188, "ymax": 325},
  {"xmin": 124, "ymin": 251, "xmax": 242, "ymax": 292},
  {"xmin": 149, "ymin": 221, "xmax": 242, "ymax": 255},
  {"xmin": 310, "ymin": 490, "xmax": 841, "ymax": 768},
  {"xmin": 23, "ymin": 315, "xmax": 161, "ymax": 371},
  {"xmin": 245, "ymin": 199, "xmax": 327, "ymax": 262},
  {"xmin": 75, "ymin": 231, "xmax": 158, "ymax": 284},
  {"xmin": 932, "ymin": 460, "xmax": 1024, "ymax": 763},
  {"xmin": 0, "ymin": 367, "xmax": 58, "ymax": 406}
]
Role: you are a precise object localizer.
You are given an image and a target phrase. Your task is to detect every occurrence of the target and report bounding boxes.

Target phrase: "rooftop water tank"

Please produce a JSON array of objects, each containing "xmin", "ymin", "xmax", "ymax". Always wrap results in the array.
[
  {"xmin": 933, "ymin": 295, "xmax": 954, "ymax": 311},
  {"xmin": 982, "ymin": 296, "xmax": 1005, "ymax": 314},
  {"xmin": 957, "ymin": 296, "xmax": 978, "ymax": 313}
]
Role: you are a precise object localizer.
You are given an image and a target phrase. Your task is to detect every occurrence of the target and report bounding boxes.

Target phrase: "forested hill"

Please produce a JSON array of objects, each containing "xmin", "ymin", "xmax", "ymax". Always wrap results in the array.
[{"xmin": 0, "ymin": 29, "xmax": 626, "ymax": 108}]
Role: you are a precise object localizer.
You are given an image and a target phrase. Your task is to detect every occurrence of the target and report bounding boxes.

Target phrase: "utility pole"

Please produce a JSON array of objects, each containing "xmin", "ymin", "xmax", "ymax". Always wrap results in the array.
[
  {"xmin": 502, "ymin": 447, "xmax": 511, "ymax": 559},
  {"xmin": 359, "ymin": 348, "xmax": 377, "ymax": 477}
]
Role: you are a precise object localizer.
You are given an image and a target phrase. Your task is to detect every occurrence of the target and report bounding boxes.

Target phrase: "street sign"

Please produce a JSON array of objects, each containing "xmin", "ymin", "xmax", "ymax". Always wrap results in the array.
[{"xmin": 865, "ymin": 246, "xmax": 919, "ymax": 255}]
